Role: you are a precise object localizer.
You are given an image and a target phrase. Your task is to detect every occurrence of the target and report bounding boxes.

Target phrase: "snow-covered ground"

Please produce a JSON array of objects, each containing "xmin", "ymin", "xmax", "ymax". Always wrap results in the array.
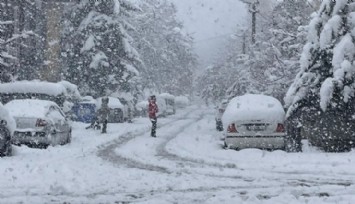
[{"xmin": 0, "ymin": 105, "xmax": 354, "ymax": 204}]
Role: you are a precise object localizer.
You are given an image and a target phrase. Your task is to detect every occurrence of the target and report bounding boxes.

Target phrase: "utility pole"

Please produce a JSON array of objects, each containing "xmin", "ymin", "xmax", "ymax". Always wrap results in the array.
[
  {"xmin": 240, "ymin": 0, "xmax": 259, "ymax": 44},
  {"xmin": 234, "ymin": 28, "xmax": 247, "ymax": 54}
]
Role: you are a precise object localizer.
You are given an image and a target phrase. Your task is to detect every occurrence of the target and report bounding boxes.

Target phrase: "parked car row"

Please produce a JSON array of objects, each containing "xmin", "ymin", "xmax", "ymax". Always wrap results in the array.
[
  {"xmin": 71, "ymin": 96, "xmax": 133, "ymax": 123},
  {"xmin": 0, "ymin": 80, "xmax": 191, "ymax": 156}
]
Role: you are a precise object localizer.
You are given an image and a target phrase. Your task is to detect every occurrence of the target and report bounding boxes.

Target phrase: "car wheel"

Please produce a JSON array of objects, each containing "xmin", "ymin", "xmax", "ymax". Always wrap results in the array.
[{"xmin": 223, "ymin": 141, "xmax": 229, "ymax": 149}]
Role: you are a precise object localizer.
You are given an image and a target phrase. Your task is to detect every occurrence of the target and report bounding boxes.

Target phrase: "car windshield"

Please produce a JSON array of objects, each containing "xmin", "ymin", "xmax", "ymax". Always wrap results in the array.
[{"xmin": 1, "ymin": 1, "xmax": 354, "ymax": 203}]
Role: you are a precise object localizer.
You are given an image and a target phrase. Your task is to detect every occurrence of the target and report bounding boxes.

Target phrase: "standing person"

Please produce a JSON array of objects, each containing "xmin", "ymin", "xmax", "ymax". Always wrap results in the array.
[
  {"xmin": 148, "ymin": 95, "xmax": 159, "ymax": 137},
  {"xmin": 98, "ymin": 97, "xmax": 110, "ymax": 134}
]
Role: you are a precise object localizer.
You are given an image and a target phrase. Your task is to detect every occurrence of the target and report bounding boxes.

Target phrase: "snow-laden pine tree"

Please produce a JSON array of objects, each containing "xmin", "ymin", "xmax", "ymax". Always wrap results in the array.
[
  {"xmin": 16, "ymin": 0, "xmax": 45, "ymax": 81},
  {"xmin": 61, "ymin": 0, "xmax": 141, "ymax": 97},
  {"xmin": 285, "ymin": 0, "xmax": 355, "ymax": 151},
  {"xmin": 0, "ymin": 0, "xmax": 14, "ymax": 82},
  {"xmin": 0, "ymin": 0, "xmax": 39, "ymax": 82},
  {"xmin": 132, "ymin": 0, "xmax": 196, "ymax": 96}
]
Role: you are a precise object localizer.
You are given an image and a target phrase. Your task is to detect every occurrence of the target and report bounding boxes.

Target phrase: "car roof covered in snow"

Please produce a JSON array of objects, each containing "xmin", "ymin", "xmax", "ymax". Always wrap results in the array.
[
  {"xmin": 80, "ymin": 96, "xmax": 97, "ymax": 104},
  {"xmin": 159, "ymin": 93, "xmax": 175, "ymax": 100},
  {"xmin": 0, "ymin": 80, "xmax": 67, "ymax": 96},
  {"xmin": 222, "ymin": 94, "xmax": 285, "ymax": 127},
  {"xmin": 96, "ymin": 97, "xmax": 124, "ymax": 109},
  {"xmin": 5, "ymin": 99, "xmax": 59, "ymax": 118}
]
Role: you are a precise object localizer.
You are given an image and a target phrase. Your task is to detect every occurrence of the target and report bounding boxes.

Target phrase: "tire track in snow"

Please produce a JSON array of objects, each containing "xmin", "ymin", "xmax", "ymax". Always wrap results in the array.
[
  {"xmin": 96, "ymin": 106, "xmax": 354, "ymax": 201},
  {"xmin": 97, "ymin": 107, "xmax": 202, "ymax": 174}
]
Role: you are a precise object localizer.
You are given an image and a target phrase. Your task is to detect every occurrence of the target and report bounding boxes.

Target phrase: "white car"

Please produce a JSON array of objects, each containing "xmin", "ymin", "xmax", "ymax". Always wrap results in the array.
[
  {"xmin": 5, "ymin": 99, "xmax": 72, "ymax": 148},
  {"xmin": 222, "ymin": 94, "xmax": 286, "ymax": 150}
]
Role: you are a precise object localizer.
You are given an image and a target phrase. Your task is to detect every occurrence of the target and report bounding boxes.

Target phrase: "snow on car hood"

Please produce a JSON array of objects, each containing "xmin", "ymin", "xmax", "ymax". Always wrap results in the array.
[
  {"xmin": 222, "ymin": 94, "xmax": 285, "ymax": 127},
  {"xmin": 5, "ymin": 99, "xmax": 56, "ymax": 118}
]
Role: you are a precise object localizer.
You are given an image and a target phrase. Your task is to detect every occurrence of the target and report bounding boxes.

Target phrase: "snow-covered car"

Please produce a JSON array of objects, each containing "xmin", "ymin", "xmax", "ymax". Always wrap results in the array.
[
  {"xmin": 135, "ymin": 100, "xmax": 149, "ymax": 117},
  {"xmin": 155, "ymin": 96, "xmax": 167, "ymax": 117},
  {"xmin": 174, "ymin": 95, "xmax": 190, "ymax": 108},
  {"xmin": 5, "ymin": 99, "xmax": 72, "ymax": 148},
  {"xmin": 97, "ymin": 97, "xmax": 129, "ymax": 123},
  {"xmin": 71, "ymin": 96, "xmax": 97, "ymax": 123},
  {"xmin": 215, "ymin": 99, "xmax": 229, "ymax": 131},
  {"xmin": 0, "ymin": 103, "xmax": 15, "ymax": 157},
  {"xmin": 222, "ymin": 94, "xmax": 286, "ymax": 150},
  {"xmin": 159, "ymin": 93, "xmax": 176, "ymax": 115}
]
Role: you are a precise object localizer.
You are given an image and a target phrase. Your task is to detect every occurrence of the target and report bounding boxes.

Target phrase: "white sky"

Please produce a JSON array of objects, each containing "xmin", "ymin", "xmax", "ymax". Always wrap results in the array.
[{"xmin": 171, "ymin": 0, "xmax": 248, "ymax": 68}]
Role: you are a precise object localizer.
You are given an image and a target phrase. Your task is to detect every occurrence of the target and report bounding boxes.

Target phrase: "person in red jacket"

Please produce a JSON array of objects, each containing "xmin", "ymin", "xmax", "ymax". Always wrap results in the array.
[{"xmin": 148, "ymin": 95, "xmax": 159, "ymax": 137}]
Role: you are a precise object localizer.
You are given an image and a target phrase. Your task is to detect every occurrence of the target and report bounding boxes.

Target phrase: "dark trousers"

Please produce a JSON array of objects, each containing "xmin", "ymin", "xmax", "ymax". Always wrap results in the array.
[
  {"xmin": 150, "ymin": 118, "xmax": 157, "ymax": 137},
  {"xmin": 102, "ymin": 119, "xmax": 108, "ymax": 133}
]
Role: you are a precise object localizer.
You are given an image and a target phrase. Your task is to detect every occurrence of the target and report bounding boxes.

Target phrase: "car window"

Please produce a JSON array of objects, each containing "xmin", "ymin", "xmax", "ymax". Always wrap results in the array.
[
  {"xmin": 48, "ymin": 106, "xmax": 64, "ymax": 120},
  {"xmin": 55, "ymin": 106, "xmax": 66, "ymax": 118}
]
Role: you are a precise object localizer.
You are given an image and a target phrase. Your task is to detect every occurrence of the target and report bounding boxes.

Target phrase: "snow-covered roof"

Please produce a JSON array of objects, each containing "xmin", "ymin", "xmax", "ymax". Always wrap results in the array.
[
  {"xmin": 222, "ymin": 94, "xmax": 285, "ymax": 127},
  {"xmin": 96, "ymin": 97, "xmax": 124, "ymax": 109},
  {"xmin": 159, "ymin": 93, "xmax": 175, "ymax": 100},
  {"xmin": 5, "ymin": 99, "xmax": 58, "ymax": 118},
  {"xmin": 81, "ymin": 96, "xmax": 96, "ymax": 104},
  {"xmin": 0, "ymin": 103, "xmax": 15, "ymax": 134},
  {"xmin": 0, "ymin": 80, "xmax": 67, "ymax": 96}
]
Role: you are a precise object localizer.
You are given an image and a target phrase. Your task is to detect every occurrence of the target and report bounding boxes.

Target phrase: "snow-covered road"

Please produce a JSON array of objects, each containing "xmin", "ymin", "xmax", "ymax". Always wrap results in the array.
[{"xmin": 1, "ymin": 105, "xmax": 354, "ymax": 204}]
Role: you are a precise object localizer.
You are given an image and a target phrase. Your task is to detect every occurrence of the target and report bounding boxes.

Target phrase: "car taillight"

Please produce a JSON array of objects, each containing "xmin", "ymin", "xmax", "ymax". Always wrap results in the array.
[
  {"xmin": 227, "ymin": 123, "xmax": 238, "ymax": 133},
  {"xmin": 219, "ymin": 109, "xmax": 224, "ymax": 113},
  {"xmin": 36, "ymin": 119, "xmax": 47, "ymax": 127},
  {"xmin": 276, "ymin": 123, "xmax": 285, "ymax": 133}
]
